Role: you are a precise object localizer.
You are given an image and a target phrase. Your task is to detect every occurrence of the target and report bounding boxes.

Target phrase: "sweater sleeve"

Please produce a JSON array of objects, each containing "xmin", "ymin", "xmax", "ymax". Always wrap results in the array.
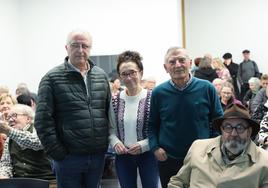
[
  {"xmin": 137, "ymin": 138, "xmax": 150, "ymax": 153},
  {"xmin": 108, "ymin": 101, "xmax": 121, "ymax": 148},
  {"xmin": 148, "ymin": 90, "xmax": 161, "ymax": 152}
]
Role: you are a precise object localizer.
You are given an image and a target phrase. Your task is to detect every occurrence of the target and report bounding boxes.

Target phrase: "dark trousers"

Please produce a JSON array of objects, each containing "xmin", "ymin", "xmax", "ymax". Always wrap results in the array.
[
  {"xmin": 158, "ymin": 157, "xmax": 184, "ymax": 188},
  {"xmin": 115, "ymin": 151, "xmax": 159, "ymax": 188},
  {"xmin": 52, "ymin": 152, "xmax": 105, "ymax": 188}
]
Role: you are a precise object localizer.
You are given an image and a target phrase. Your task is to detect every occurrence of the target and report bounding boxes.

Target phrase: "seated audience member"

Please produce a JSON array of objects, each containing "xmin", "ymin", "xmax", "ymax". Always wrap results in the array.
[
  {"xmin": 0, "ymin": 104, "xmax": 55, "ymax": 185},
  {"xmin": 15, "ymin": 86, "xmax": 30, "ymax": 97},
  {"xmin": 212, "ymin": 57, "xmax": 231, "ymax": 82},
  {"xmin": 243, "ymin": 77, "xmax": 261, "ymax": 113},
  {"xmin": 252, "ymin": 99, "xmax": 268, "ymax": 124},
  {"xmin": 15, "ymin": 83, "xmax": 38, "ymax": 103},
  {"xmin": 16, "ymin": 94, "xmax": 36, "ymax": 111},
  {"xmin": 194, "ymin": 57, "xmax": 218, "ymax": 82},
  {"xmin": 0, "ymin": 94, "xmax": 17, "ymax": 159},
  {"xmin": 110, "ymin": 77, "xmax": 122, "ymax": 97},
  {"xmin": 220, "ymin": 81, "xmax": 241, "ymax": 111},
  {"xmin": 258, "ymin": 111, "xmax": 268, "ymax": 150},
  {"xmin": 0, "ymin": 94, "xmax": 17, "ymax": 121},
  {"xmin": 250, "ymin": 86, "xmax": 268, "ymax": 113},
  {"xmin": 191, "ymin": 57, "xmax": 201, "ymax": 75},
  {"xmin": 140, "ymin": 78, "xmax": 147, "ymax": 89},
  {"xmin": 260, "ymin": 74, "xmax": 268, "ymax": 89},
  {"xmin": 168, "ymin": 104, "xmax": 268, "ymax": 188},
  {"xmin": 212, "ymin": 78, "xmax": 224, "ymax": 97},
  {"xmin": 145, "ymin": 76, "xmax": 157, "ymax": 90}
]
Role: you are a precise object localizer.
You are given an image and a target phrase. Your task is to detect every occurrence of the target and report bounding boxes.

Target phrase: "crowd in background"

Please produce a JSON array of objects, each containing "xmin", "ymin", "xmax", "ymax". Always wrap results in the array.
[{"xmin": 0, "ymin": 30, "xmax": 268, "ymax": 188}]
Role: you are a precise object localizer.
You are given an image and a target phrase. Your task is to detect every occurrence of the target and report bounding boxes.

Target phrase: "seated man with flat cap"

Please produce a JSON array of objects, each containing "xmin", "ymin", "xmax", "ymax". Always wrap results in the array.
[{"xmin": 168, "ymin": 103, "xmax": 268, "ymax": 188}]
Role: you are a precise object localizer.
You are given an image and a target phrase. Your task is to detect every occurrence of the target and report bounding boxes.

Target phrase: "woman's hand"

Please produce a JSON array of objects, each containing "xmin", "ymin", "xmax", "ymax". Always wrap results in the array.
[
  {"xmin": 127, "ymin": 143, "xmax": 142, "ymax": 155},
  {"xmin": 114, "ymin": 142, "xmax": 128, "ymax": 155}
]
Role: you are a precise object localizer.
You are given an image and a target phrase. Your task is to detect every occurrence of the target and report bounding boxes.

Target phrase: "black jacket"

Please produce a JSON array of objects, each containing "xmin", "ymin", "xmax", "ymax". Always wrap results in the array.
[
  {"xmin": 194, "ymin": 68, "xmax": 218, "ymax": 83},
  {"xmin": 35, "ymin": 57, "xmax": 111, "ymax": 160}
]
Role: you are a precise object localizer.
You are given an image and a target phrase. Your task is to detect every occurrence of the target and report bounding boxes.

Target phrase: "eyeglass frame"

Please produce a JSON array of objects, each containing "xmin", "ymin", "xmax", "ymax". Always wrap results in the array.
[
  {"xmin": 221, "ymin": 124, "xmax": 249, "ymax": 134},
  {"xmin": 69, "ymin": 42, "xmax": 91, "ymax": 50},
  {"xmin": 168, "ymin": 57, "xmax": 189, "ymax": 65},
  {"xmin": 119, "ymin": 70, "xmax": 140, "ymax": 79},
  {"xmin": 6, "ymin": 113, "xmax": 27, "ymax": 121}
]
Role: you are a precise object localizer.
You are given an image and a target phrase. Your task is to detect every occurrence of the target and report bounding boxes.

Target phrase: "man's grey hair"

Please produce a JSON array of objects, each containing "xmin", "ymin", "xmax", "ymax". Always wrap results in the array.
[
  {"xmin": 66, "ymin": 29, "xmax": 92, "ymax": 45},
  {"xmin": 164, "ymin": 47, "xmax": 189, "ymax": 64},
  {"xmin": 11, "ymin": 104, "xmax": 35, "ymax": 123}
]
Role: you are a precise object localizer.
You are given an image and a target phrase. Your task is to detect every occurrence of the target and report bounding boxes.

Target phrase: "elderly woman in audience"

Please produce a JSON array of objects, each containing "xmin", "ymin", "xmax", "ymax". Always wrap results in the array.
[
  {"xmin": 212, "ymin": 78, "xmax": 224, "ymax": 97},
  {"xmin": 220, "ymin": 81, "xmax": 242, "ymax": 111},
  {"xmin": 212, "ymin": 57, "xmax": 231, "ymax": 82},
  {"xmin": 0, "ymin": 94, "xmax": 17, "ymax": 158},
  {"xmin": 243, "ymin": 77, "xmax": 261, "ymax": 114},
  {"xmin": 109, "ymin": 50, "xmax": 159, "ymax": 188}
]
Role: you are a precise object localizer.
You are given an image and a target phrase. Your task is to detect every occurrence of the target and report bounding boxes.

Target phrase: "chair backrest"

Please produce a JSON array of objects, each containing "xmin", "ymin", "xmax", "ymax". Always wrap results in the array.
[{"xmin": 0, "ymin": 178, "xmax": 49, "ymax": 188}]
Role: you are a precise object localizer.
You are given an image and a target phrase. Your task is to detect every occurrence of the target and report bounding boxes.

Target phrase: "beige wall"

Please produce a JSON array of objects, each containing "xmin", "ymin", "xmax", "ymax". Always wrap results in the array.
[{"xmin": 185, "ymin": 0, "xmax": 268, "ymax": 73}]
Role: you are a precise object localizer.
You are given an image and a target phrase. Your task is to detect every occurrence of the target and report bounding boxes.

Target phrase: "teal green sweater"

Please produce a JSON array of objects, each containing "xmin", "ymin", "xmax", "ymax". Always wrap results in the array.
[{"xmin": 148, "ymin": 77, "xmax": 223, "ymax": 159}]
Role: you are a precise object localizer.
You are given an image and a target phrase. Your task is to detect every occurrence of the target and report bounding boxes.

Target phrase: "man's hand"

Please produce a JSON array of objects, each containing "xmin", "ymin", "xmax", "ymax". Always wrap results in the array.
[
  {"xmin": 127, "ymin": 143, "xmax": 141, "ymax": 155},
  {"xmin": 0, "ymin": 120, "xmax": 10, "ymax": 135},
  {"xmin": 114, "ymin": 142, "xmax": 128, "ymax": 155},
  {"xmin": 154, "ymin": 147, "xmax": 168, "ymax": 161}
]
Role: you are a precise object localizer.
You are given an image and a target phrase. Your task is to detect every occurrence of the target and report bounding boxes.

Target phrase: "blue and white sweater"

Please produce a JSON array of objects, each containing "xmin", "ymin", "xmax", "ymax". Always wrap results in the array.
[{"xmin": 109, "ymin": 88, "xmax": 151, "ymax": 153}]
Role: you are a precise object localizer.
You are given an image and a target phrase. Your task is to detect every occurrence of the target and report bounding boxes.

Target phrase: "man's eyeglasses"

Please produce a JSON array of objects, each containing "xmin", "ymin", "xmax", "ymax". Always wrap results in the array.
[
  {"xmin": 69, "ymin": 43, "xmax": 91, "ymax": 50},
  {"xmin": 168, "ymin": 57, "xmax": 188, "ymax": 65},
  {"xmin": 221, "ymin": 124, "xmax": 249, "ymax": 134},
  {"xmin": 119, "ymin": 70, "xmax": 139, "ymax": 79},
  {"xmin": 6, "ymin": 113, "xmax": 26, "ymax": 121}
]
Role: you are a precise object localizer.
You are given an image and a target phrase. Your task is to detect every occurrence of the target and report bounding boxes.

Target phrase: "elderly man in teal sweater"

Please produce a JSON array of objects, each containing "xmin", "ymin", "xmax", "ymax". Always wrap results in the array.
[{"xmin": 148, "ymin": 47, "xmax": 223, "ymax": 188}]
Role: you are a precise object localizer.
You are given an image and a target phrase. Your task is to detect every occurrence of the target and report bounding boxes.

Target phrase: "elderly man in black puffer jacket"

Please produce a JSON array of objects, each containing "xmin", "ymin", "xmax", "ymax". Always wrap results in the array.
[{"xmin": 34, "ymin": 30, "xmax": 111, "ymax": 188}]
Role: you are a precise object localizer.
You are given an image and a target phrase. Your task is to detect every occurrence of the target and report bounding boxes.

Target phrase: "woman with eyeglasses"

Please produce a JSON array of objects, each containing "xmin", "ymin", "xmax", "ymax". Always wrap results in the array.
[
  {"xmin": 109, "ymin": 50, "xmax": 159, "ymax": 188},
  {"xmin": 220, "ymin": 81, "xmax": 242, "ymax": 111}
]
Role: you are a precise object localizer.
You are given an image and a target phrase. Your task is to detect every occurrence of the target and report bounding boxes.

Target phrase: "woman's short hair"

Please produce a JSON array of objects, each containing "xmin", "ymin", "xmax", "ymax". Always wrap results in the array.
[
  {"xmin": 117, "ymin": 50, "xmax": 143, "ymax": 74},
  {"xmin": 11, "ymin": 104, "xmax": 35, "ymax": 123}
]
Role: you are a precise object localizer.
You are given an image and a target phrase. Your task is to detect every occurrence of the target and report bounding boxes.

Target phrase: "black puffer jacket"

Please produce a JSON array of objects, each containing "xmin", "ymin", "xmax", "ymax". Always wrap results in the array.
[{"xmin": 35, "ymin": 57, "xmax": 111, "ymax": 160}]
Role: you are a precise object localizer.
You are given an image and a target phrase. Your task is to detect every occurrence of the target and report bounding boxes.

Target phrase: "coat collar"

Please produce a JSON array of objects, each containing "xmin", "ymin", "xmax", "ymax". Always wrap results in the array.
[{"xmin": 206, "ymin": 136, "xmax": 257, "ymax": 168}]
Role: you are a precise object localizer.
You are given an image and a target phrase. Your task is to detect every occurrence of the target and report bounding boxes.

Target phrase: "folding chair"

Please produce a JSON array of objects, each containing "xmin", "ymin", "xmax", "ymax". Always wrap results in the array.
[{"xmin": 0, "ymin": 177, "xmax": 49, "ymax": 188}]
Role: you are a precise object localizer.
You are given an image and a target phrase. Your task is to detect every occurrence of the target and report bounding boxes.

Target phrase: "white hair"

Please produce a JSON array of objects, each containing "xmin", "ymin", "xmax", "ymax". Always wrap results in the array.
[
  {"xmin": 11, "ymin": 104, "xmax": 35, "ymax": 123},
  {"xmin": 66, "ymin": 29, "xmax": 92, "ymax": 45},
  {"xmin": 248, "ymin": 77, "xmax": 261, "ymax": 86}
]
